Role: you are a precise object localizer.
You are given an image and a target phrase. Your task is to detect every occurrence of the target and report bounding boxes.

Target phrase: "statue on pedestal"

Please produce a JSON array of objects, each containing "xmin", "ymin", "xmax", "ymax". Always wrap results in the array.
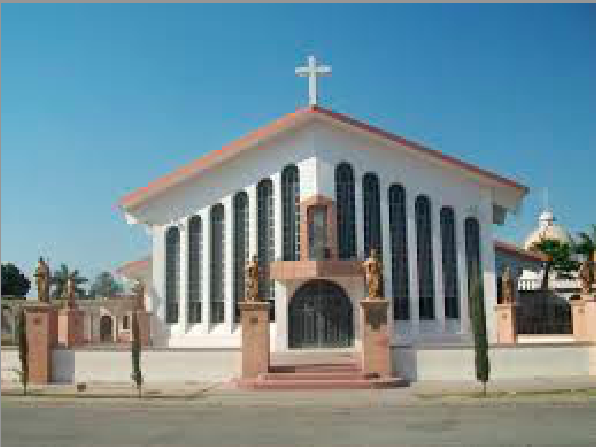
[
  {"xmin": 363, "ymin": 249, "xmax": 383, "ymax": 300},
  {"xmin": 64, "ymin": 272, "xmax": 77, "ymax": 308},
  {"xmin": 579, "ymin": 259, "xmax": 593, "ymax": 296},
  {"xmin": 132, "ymin": 279, "xmax": 146, "ymax": 311},
  {"xmin": 501, "ymin": 266, "xmax": 516, "ymax": 304},
  {"xmin": 34, "ymin": 257, "xmax": 51, "ymax": 303},
  {"xmin": 246, "ymin": 255, "xmax": 260, "ymax": 302}
]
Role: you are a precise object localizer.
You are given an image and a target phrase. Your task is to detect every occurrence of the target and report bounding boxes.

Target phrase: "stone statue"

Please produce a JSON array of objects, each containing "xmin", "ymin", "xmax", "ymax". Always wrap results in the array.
[
  {"xmin": 34, "ymin": 257, "xmax": 51, "ymax": 303},
  {"xmin": 501, "ymin": 266, "xmax": 516, "ymax": 304},
  {"xmin": 363, "ymin": 249, "xmax": 383, "ymax": 300},
  {"xmin": 132, "ymin": 279, "xmax": 146, "ymax": 311},
  {"xmin": 64, "ymin": 272, "xmax": 77, "ymax": 307},
  {"xmin": 246, "ymin": 255, "xmax": 260, "ymax": 302},
  {"xmin": 578, "ymin": 259, "xmax": 593, "ymax": 295}
]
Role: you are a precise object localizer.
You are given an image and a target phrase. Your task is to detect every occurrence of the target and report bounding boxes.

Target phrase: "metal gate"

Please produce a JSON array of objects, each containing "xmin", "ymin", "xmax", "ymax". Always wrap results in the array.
[{"xmin": 288, "ymin": 280, "xmax": 354, "ymax": 349}]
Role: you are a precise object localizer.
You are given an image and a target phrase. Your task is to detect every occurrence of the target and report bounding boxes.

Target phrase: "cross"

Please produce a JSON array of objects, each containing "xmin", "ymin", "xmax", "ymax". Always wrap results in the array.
[{"xmin": 295, "ymin": 55, "xmax": 332, "ymax": 106}]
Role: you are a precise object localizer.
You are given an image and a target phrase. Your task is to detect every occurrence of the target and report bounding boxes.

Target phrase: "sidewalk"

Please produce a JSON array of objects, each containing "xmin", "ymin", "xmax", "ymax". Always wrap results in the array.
[{"xmin": 2, "ymin": 376, "xmax": 596, "ymax": 403}]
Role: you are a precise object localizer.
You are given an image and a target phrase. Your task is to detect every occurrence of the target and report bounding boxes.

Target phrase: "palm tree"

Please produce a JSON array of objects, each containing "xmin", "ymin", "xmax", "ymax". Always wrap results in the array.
[
  {"xmin": 533, "ymin": 239, "xmax": 578, "ymax": 290},
  {"xmin": 576, "ymin": 225, "xmax": 596, "ymax": 265},
  {"xmin": 51, "ymin": 264, "xmax": 88, "ymax": 299}
]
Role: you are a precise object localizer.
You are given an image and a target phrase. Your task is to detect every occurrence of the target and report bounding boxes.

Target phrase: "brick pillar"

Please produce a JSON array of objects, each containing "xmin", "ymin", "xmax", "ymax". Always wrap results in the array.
[
  {"xmin": 239, "ymin": 301, "xmax": 270, "ymax": 379},
  {"xmin": 135, "ymin": 310, "xmax": 152, "ymax": 347},
  {"xmin": 360, "ymin": 299, "xmax": 391, "ymax": 378},
  {"xmin": 58, "ymin": 307, "xmax": 85, "ymax": 348},
  {"xmin": 571, "ymin": 300, "xmax": 587, "ymax": 341},
  {"xmin": 494, "ymin": 303, "xmax": 518, "ymax": 344},
  {"xmin": 583, "ymin": 297, "xmax": 596, "ymax": 342},
  {"xmin": 25, "ymin": 304, "xmax": 58, "ymax": 384}
]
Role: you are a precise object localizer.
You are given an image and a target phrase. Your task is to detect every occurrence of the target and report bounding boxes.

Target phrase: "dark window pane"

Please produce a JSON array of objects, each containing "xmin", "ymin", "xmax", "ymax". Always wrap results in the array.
[
  {"xmin": 335, "ymin": 163, "xmax": 356, "ymax": 259},
  {"xmin": 389, "ymin": 184, "xmax": 409, "ymax": 320}
]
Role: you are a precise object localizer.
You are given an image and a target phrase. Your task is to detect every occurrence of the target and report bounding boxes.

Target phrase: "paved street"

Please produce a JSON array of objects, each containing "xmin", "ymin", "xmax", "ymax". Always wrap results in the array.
[{"xmin": 3, "ymin": 391, "xmax": 596, "ymax": 446}]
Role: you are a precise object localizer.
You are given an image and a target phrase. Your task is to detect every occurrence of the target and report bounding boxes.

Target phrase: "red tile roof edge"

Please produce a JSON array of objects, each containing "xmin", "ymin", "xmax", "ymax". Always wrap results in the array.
[
  {"xmin": 118, "ymin": 105, "xmax": 528, "ymax": 210},
  {"xmin": 494, "ymin": 240, "xmax": 548, "ymax": 262},
  {"xmin": 115, "ymin": 256, "xmax": 151, "ymax": 274}
]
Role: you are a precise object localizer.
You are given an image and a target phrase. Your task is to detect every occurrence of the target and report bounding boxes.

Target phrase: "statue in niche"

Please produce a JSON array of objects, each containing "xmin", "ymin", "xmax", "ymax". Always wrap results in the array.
[
  {"xmin": 34, "ymin": 257, "xmax": 51, "ymax": 303},
  {"xmin": 246, "ymin": 255, "xmax": 260, "ymax": 302},
  {"xmin": 501, "ymin": 266, "xmax": 516, "ymax": 304},
  {"xmin": 579, "ymin": 259, "xmax": 593, "ymax": 295},
  {"xmin": 363, "ymin": 248, "xmax": 383, "ymax": 300}
]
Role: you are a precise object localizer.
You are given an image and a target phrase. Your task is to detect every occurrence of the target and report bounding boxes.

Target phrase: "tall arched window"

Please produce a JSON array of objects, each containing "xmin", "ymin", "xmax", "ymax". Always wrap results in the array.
[
  {"xmin": 440, "ymin": 206, "xmax": 459, "ymax": 319},
  {"xmin": 188, "ymin": 215, "xmax": 202, "ymax": 324},
  {"xmin": 416, "ymin": 195, "xmax": 434, "ymax": 320},
  {"xmin": 335, "ymin": 162, "xmax": 356, "ymax": 259},
  {"xmin": 282, "ymin": 164, "xmax": 300, "ymax": 261},
  {"xmin": 389, "ymin": 184, "xmax": 409, "ymax": 320},
  {"xmin": 165, "ymin": 226, "xmax": 180, "ymax": 324},
  {"xmin": 465, "ymin": 216, "xmax": 482, "ymax": 303},
  {"xmin": 210, "ymin": 204, "xmax": 225, "ymax": 324},
  {"xmin": 363, "ymin": 172, "xmax": 382, "ymax": 257},
  {"xmin": 233, "ymin": 191, "xmax": 249, "ymax": 323},
  {"xmin": 257, "ymin": 179, "xmax": 275, "ymax": 319}
]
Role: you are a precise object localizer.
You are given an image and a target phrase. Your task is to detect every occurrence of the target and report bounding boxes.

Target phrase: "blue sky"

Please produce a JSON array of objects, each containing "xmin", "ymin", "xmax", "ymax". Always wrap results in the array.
[{"xmin": 2, "ymin": 4, "xmax": 595, "ymax": 288}]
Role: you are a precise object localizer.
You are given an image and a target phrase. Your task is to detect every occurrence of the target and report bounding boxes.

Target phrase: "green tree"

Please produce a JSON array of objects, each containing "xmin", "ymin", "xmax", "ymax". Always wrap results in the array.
[
  {"xmin": 131, "ymin": 311, "xmax": 143, "ymax": 398},
  {"xmin": 16, "ymin": 308, "xmax": 28, "ymax": 396},
  {"xmin": 576, "ymin": 225, "xmax": 596, "ymax": 264},
  {"xmin": 533, "ymin": 239, "xmax": 578, "ymax": 290},
  {"xmin": 1, "ymin": 264, "xmax": 31, "ymax": 298},
  {"xmin": 51, "ymin": 264, "xmax": 88, "ymax": 299},
  {"xmin": 470, "ymin": 281, "xmax": 490, "ymax": 396},
  {"xmin": 89, "ymin": 272, "xmax": 124, "ymax": 298}
]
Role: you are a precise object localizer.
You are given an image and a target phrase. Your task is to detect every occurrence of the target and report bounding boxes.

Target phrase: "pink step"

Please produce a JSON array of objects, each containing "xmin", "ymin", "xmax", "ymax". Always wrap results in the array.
[
  {"xmin": 259, "ymin": 371, "xmax": 378, "ymax": 381},
  {"xmin": 238, "ymin": 378, "xmax": 407, "ymax": 390},
  {"xmin": 270, "ymin": 363, "xmax": 360, "ymax": 373}
]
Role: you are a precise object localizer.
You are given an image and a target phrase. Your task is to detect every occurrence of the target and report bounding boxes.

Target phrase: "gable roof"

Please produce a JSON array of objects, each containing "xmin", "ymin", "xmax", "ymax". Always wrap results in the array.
[{"xmin": 118, "ymin": 105, "xmax": 528, "ymax": 211}]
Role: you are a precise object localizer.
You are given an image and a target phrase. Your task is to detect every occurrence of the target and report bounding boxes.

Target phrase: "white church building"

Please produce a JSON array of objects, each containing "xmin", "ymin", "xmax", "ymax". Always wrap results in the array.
[{"xmin": 118, "ymin": 56, "xmax": 528, "ymax": 354}]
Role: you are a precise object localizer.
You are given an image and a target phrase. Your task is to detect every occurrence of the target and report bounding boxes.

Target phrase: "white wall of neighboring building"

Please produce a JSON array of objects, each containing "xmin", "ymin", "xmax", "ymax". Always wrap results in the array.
[{"xmin": 125, "ymin": 117, "xmax": 515, "ymax": 349}]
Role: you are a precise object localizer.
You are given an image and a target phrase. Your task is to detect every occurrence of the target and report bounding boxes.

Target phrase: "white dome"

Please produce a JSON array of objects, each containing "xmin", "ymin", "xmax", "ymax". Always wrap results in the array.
[{"xmin": 523, "ymin": 209, "xmax": 571, "ymax": 250}]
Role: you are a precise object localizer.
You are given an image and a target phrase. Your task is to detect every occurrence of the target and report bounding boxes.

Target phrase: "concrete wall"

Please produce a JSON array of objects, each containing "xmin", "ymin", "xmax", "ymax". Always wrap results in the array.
[
  {"xmin": 52, "ymin": 348, "xmax": 240, "ymax": 383},
  {"xmin": 1, "ymin": 347, "xmax": 20, "ymax": 381},
  {"xmin": 393, "ymin": 344, "xmax": 595, "ymax": 382}
]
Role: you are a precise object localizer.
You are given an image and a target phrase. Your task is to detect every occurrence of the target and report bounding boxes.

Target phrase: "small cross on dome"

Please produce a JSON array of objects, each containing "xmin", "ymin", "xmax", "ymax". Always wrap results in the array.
[{"xmin": 295, "ymin": 55, "xmax": 332, "ymax": 106}]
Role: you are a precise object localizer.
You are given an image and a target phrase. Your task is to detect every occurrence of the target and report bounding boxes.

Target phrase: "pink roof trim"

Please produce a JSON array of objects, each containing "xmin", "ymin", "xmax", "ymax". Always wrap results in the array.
[{"xmin": 118, "ymin": 105, "xmax": 528, "ymax": 210}]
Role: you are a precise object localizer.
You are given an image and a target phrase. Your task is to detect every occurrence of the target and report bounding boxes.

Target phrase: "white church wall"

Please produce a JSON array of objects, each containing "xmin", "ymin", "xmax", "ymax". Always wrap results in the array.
[
  {"xmin": 52, "ymin": 348, "xmax": 241, "ymax": 383},
  {"xmin": 392, "ymin": 344, "xmax": 592, "ymax": 382},
  {"xmin": 311, "ymin": 121, "xmax": 495, "ymax": 341},
  {"xmin": 132, "ymin": 118, "xmax": 511, "ymax": 349},
  {"xmin": 1, "ymin": 347, "xmax": 19, "ymax": 382}
]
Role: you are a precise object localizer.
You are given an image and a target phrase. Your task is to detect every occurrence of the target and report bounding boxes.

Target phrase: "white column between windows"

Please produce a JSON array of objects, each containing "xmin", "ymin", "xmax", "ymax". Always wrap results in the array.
[
  {"xmin": 246, "ymin": 184, "xmax": 258, "ymax": 259},
  {"xmin": 200, "ymin": 207, "xmax": 211, "ymax": 329},
  {"xmin": 456, "ymin": 208, "xmax": 470, "ymax": 335},
  {"xmin": 380, "ymin": 179, "xmax": 394, "ymax": 338},
  {"xmin": 406, "ymin": 193, "xmax": 419, "ymax": 339},
  {"xmin": 432, "ymin": 201, "xmax": 446, "ymax": 334},
  {"xmin": 354, "ymin": 170, "xmax": 364, "ymax": 259}
]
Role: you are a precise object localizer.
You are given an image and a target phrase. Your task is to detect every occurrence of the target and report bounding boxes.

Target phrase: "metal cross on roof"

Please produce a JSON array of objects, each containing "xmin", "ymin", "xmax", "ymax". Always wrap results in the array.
[{"xmin": 295, "ymin": 55, "xmax": 332, "ymax": 106}]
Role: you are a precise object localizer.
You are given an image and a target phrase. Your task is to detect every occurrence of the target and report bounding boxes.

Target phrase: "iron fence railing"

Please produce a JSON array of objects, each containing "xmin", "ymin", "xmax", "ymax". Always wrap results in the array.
[{"xmin": 516, "ymin": 296, "xmax": 572, "ymax": 335}]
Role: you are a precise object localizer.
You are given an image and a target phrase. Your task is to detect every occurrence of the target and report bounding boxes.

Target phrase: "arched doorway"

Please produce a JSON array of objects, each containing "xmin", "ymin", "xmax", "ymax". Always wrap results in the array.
[
  {"xmin": 288, "ymin": 280, "xmax": 354, "ymax": 349},
  {"xmin": 100, "ymin": 315, "xmax": 113, "ymax": 342}
]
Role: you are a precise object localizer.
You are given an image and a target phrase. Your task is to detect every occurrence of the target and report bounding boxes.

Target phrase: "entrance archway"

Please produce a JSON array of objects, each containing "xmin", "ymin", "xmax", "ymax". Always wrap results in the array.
[
  {"xmin": 288, "ymin": 280, "xmax": 354, "ymax": 349},
  {"xmin": 100, "ymin": 315, "xmax": 113, "ymax": 342}
]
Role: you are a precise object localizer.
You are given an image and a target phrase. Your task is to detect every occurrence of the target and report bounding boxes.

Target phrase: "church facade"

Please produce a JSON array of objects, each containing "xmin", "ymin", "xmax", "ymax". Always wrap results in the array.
[{"xmin": 118, "ymin": 105, "xmax": 527, "ymax": 352}]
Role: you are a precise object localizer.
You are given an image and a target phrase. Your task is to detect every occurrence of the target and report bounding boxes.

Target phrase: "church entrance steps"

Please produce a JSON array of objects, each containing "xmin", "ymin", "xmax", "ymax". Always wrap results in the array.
[
  {"xmin": 269, "ymin": 362, "xmax": 360, "ymax": 373},
  {"xmin": 235, "ymin": 355, "xmax": 407, "ymax": 390},
  {"xmin": 259, "ymin": 371, "xmax": 378, "ymax": 381}
]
